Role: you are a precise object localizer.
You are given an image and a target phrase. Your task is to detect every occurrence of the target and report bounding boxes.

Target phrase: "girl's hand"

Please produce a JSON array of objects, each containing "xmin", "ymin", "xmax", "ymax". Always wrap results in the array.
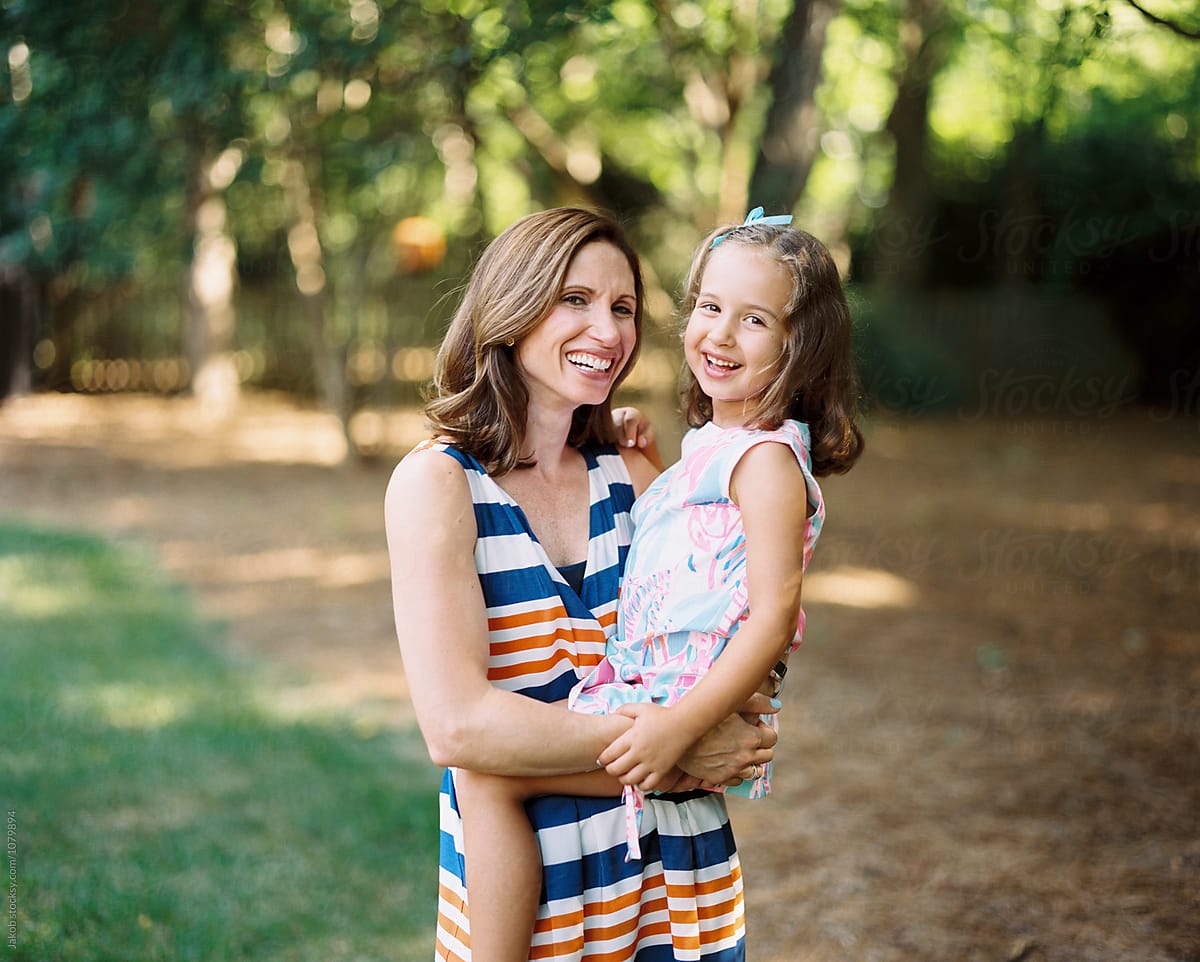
[
  {"xmin": 597, "ymin": 703, "xmax": 694, "ymax": 793},
  {"xmin": 611, "ymin": 407, "xmax": 666, "ymax": 472},
  {"xmin": 612, "ymin": 406, "xmax": 656, "ymax": 450}
]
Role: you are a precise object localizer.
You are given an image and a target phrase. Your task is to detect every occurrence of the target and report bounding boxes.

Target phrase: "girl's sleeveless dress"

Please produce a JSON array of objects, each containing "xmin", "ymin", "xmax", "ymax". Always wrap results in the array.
[
  {"xmin": 424, "ymin": 441, "xmax": 747, "ymax": 962},
  {"xmin": 569, "ymin": 421, "xmax": 824, "ymax": 855}
]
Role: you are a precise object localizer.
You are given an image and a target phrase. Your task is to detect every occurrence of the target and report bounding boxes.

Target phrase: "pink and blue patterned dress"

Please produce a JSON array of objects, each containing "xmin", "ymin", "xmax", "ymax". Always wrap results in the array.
[{"xmin": 569, "ymin": 420, "xmax": 825, "ymax": 857}]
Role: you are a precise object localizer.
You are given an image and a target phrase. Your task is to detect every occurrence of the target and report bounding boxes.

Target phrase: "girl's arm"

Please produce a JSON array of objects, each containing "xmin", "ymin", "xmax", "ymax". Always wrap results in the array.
[
  {"xmin": 385, "ymin": 447, "xmax": 633, "ymax": 776},
  {"xmin": 599, "ymin": 440, "xmax": 809, "ymax": 791}
]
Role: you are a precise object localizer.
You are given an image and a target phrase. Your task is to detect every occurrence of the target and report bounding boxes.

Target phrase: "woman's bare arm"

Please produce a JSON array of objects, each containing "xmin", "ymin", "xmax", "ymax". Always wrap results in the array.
[{"xmin": 385, "ymin": 446, "xmax": 631, "ymax": 776}]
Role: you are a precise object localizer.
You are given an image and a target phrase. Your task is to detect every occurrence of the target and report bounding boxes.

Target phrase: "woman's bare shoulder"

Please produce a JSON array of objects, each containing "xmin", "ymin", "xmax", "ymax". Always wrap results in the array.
[{"xmin": 385, "ymin": 442, "xmax": 470, "ymax": 515}]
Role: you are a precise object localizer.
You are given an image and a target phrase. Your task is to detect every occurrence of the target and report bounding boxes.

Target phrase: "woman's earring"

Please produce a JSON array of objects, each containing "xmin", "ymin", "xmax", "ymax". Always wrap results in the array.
[{"xmin": 505, "ymin": 337, "xmax": 515, "ymax": 347}]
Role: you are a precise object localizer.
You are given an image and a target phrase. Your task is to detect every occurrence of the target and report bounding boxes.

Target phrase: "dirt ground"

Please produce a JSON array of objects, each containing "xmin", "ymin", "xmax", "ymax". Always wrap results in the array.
[{"xmin": 2, "ymin": 391, "xmax": 1197, "ymax": 962}]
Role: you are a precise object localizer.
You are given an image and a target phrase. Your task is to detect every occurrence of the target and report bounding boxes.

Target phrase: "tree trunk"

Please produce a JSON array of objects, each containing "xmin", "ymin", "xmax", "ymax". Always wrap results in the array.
[
  {"xmin": 183, "ymin": 133, "xmax": 241, "ymax": 416},
  {"xmin": 282, "ymin": 153, "xmax": 352, "ymax": 456},
  {"xmin": 0, "ymin": 269, "xmax": 35, "ymax": 400},
  {"xmin": 749, "ymin": 0, "xmax": 842, "ymax": 212},
  {"xmin": 870, "ymin": 0, "xmax": 950, "ymax": 290}
]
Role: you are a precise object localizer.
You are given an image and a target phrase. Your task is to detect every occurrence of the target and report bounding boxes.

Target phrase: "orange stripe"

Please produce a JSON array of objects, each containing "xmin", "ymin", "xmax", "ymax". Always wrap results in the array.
[
  {"xmin": 487, "ymin": 607, "xmax": 614, "ymax": 635},
  {"xmin": 665, "ymin": 874, "xmax": 740, "ymax": 899},
  {"xmin": 491, "ymin": 626, "xmax": 607, "ymax": 656},
  {"xmin": 702, "ymin": 917, "xmax": 744, "ymax": 945},
  {"xmin": 528, "ymin": 876, "xmax": 676, "ymax": 959},
  {"xmin": 635, "ymin": 919, "xmax": 674, "ymax": 942},
  {"xmin": 487, "ymin": 648, "xmax": 578, "ymax": 681},
  {"xmin": 577, "ymin": 869, "xmax": 668, "ymax": 918},
  {"xmin": 435, "ymin": 882, "xmax": 471, "ymax": 960},
  {"xmin": 532, "ymin": 907, "xmax": 585, "ymax": 933},
  {"xmin": 577, "ymin": 918, "xmax": 673, "ymax": 962},
  {"xmin": 486, "ymin": 889, "xmax": 740, "ymax": 960},
  {"xmin": 434, "ymin": 932, "xmax": 468, "ymax": 962},
  {"xmin": 665, "ymin": 933, "xmax": 702, "ymax": 952},
  {"xmin": 584, "ymin": 900, "xmax": 670, "ymax": 939},
  {"xmin": 579, "ymin": 907, "xmax": 651, "ymax": 944},
  {"xmin": 580, "ymin": 877, "xmax": 675, "ymax": 959},
  {"xmin": 696, "ymin": 893, "xmax": 740, "ymax": 921},
  {"xmin": 530, "ymin": 935, "xmax": 585, "ymax": 959},
  {"xmin": 489, "ymin": 606, "xmax": 569, "ymax": 631},
  {"xmin": 437, "ymin": 881, "xmax": 467, "ymax": 914},
  {"xmin": 582, "ymin": 934, "xmax": 656, "ymax": 962}
]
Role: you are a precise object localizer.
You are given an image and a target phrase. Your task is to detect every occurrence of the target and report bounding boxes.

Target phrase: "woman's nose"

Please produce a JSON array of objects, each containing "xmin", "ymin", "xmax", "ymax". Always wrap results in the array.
[{"xmin": 590, "ymin": 304, "xmax": 622, "ymax": 344}]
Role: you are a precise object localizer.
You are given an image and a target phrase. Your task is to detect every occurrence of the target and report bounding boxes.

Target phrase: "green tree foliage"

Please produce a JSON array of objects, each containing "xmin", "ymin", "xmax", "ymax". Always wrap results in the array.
[
  {"xmin": 805, "ymin": 0, "xmax": 1200, "ymax": 406},
  {"xmin": 2, "ymin": 0, "xmax": 1198, "ymax": 421}
]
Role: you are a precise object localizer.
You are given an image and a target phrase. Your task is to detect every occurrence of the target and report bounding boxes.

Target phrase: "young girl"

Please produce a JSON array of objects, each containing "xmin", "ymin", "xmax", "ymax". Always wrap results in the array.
[{"xmin": 455, "ymin": 208, "xmax": 863, "ymax": 960}]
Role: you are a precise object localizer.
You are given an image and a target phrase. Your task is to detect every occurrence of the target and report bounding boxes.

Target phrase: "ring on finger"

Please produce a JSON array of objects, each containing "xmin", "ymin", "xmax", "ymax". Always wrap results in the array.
[{"xmin": 751, "ymin": 762, "xmax": 762, "ymax": 780}]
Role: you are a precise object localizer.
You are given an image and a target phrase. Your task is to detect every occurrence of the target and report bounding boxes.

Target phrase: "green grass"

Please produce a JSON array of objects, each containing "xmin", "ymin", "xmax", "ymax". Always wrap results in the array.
[{"xmin": 0, "ymin": 521, "xmax": 440, "ymax": 962}]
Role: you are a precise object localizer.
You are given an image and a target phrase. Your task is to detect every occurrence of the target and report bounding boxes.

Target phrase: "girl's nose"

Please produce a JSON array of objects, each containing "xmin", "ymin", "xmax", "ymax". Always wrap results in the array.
[{"xmin": 709, "ymin": 314, "xmax": 737, "ymax": 345}]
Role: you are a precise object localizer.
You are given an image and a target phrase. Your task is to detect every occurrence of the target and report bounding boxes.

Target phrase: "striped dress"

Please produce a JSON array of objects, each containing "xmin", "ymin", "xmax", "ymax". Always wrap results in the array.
[{"xmin": 424, "ymin": 440, "xmax": 746, "ymax": 962}]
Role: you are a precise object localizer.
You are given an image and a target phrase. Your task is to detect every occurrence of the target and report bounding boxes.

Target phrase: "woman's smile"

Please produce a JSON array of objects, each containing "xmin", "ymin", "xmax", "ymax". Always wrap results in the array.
[{"xmin": 516, "ymin": 239, "xmax": 638, "ymax": 412}]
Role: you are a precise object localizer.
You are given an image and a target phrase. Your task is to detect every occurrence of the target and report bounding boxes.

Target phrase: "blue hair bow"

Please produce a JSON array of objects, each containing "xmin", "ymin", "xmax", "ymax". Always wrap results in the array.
[{"xmin": 710, "ymin": 206, "xmax": 794, "ymax": 249}]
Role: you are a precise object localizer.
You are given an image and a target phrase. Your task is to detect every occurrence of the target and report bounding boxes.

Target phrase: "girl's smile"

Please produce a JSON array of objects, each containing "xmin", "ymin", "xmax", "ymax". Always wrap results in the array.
[{"xmin": 684, "ymin": 244, "xmax": 793, "ymax": 427}]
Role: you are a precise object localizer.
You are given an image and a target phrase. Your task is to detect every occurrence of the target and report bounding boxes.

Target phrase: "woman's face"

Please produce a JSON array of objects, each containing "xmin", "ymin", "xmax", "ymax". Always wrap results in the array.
[{"xmin": 515, "ymin": 240, "xmax": 638, "ymax": 417}]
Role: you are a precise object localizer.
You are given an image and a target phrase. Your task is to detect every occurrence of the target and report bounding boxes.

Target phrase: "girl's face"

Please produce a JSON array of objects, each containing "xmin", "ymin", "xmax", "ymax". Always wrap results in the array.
[
  {"xmin": 515, "ymin": 240, "xmax": 638, "ymax": 418},
  {"xmin": 684, "ymin": 243, "xmax": 792, "ymax": 427}
]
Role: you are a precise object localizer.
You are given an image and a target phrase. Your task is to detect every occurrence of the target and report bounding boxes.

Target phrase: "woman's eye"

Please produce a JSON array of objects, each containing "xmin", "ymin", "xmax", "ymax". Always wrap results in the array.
[
  {"xmin": 564, "ymin": 293, "xmax": 586, "ymax": 306},
  {"xmin": 614, "ymin": 303, "xmax": 634, "ymax": 317}
]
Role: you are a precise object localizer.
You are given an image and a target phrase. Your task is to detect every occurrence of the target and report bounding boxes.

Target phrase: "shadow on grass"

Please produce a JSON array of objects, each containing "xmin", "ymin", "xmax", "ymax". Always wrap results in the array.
[{"xmin": 0, "ymin": 521, "xmax": 439, "ymax": 962}]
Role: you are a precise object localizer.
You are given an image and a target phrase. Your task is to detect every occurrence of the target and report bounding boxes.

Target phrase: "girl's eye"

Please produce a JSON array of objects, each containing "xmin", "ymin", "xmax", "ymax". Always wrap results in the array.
[{"xmin": 746, "ymin": 314, "xmax": 767, "ymax": 327}]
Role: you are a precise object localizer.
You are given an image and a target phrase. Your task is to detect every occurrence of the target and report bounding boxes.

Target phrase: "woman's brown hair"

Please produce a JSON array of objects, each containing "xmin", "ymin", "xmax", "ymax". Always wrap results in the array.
[
  {"xmin": 680, "ymin": 222, "xmax": 864, "ymax": 477},
  {"xmin": 424, "ymin": 208, "xmax": 645, "ymax": 474}
]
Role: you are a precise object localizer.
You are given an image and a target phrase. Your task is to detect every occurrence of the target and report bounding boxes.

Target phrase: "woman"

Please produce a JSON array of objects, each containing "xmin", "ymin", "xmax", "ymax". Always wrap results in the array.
[{"xmin": 385, "ymin": 208, "xmax": 777, "ymax": 961}]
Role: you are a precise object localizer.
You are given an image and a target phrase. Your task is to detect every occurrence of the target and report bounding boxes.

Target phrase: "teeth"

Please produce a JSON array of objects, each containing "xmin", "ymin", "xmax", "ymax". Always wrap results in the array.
[
  {"xmin": 567, "ymin": 352, "xmax": 613, "ymax": 372},
  {"xmin": 706, "ymin": 354, "xmax": 739, "ymax": 369}
]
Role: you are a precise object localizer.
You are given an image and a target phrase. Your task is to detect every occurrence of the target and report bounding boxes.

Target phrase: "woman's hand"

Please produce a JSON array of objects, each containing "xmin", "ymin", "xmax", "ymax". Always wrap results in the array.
[
  {"xmin": 676, "ymin": 692, "xmax": 779, "ymax": 786},
  {"xmin": 654, "ymin": 770, "xmax": 705, "ymax": 793}
]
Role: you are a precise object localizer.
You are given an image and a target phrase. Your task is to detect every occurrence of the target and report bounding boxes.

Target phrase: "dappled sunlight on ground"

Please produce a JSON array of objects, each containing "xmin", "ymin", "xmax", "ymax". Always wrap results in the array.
[
  {"xmin": 0, "ymin": 391, "xmax": 413, "ymax": 724},
  {"xmin": 3, "ymin": 391, "xmax": 1198, "ymax": 962},
  {"xmin": 0, "ymin": 390, "xmax": 369, "ymax": 467},
  {"xmin": 803, "ymin": 564, "xmax": 919, "ymax": 608}
]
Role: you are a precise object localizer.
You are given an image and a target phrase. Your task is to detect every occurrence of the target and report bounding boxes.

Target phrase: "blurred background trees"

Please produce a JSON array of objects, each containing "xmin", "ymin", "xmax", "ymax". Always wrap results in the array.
[{"xmin": 3, "ymin": 0, "xmax": 1198, "ymax": 454}]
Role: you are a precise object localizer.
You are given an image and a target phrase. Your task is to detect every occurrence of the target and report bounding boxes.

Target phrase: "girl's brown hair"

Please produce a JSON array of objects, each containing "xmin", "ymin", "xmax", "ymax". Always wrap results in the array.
[
  {"xmin": 425, "ymin": 208, "xmax": 645, "ymax": 475},
  {"xmin": 680, "ymin": 222, "xmax": 864, "ymax": 477}
]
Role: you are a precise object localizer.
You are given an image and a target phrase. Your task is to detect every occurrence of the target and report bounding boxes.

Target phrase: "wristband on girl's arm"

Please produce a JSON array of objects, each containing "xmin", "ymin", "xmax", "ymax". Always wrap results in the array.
[{"xmin": 769, "ymin": 659, "xmax": 788, "ymax": 697}]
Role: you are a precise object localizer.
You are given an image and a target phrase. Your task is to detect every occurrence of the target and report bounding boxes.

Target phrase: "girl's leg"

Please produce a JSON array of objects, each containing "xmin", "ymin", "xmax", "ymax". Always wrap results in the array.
[
  {"xmin": 454, "ymin": 769, "xmax": 542, "ymax": 962},
  {"xmin": 454, "ymin": 769, "xmax": 623, "ymax": 962}
]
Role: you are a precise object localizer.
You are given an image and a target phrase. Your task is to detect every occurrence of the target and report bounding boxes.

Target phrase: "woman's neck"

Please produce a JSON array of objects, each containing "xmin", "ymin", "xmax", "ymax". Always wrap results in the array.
[{"xmin": 518, "ymin": 406, "xmax": 577, "ymax": 472}]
